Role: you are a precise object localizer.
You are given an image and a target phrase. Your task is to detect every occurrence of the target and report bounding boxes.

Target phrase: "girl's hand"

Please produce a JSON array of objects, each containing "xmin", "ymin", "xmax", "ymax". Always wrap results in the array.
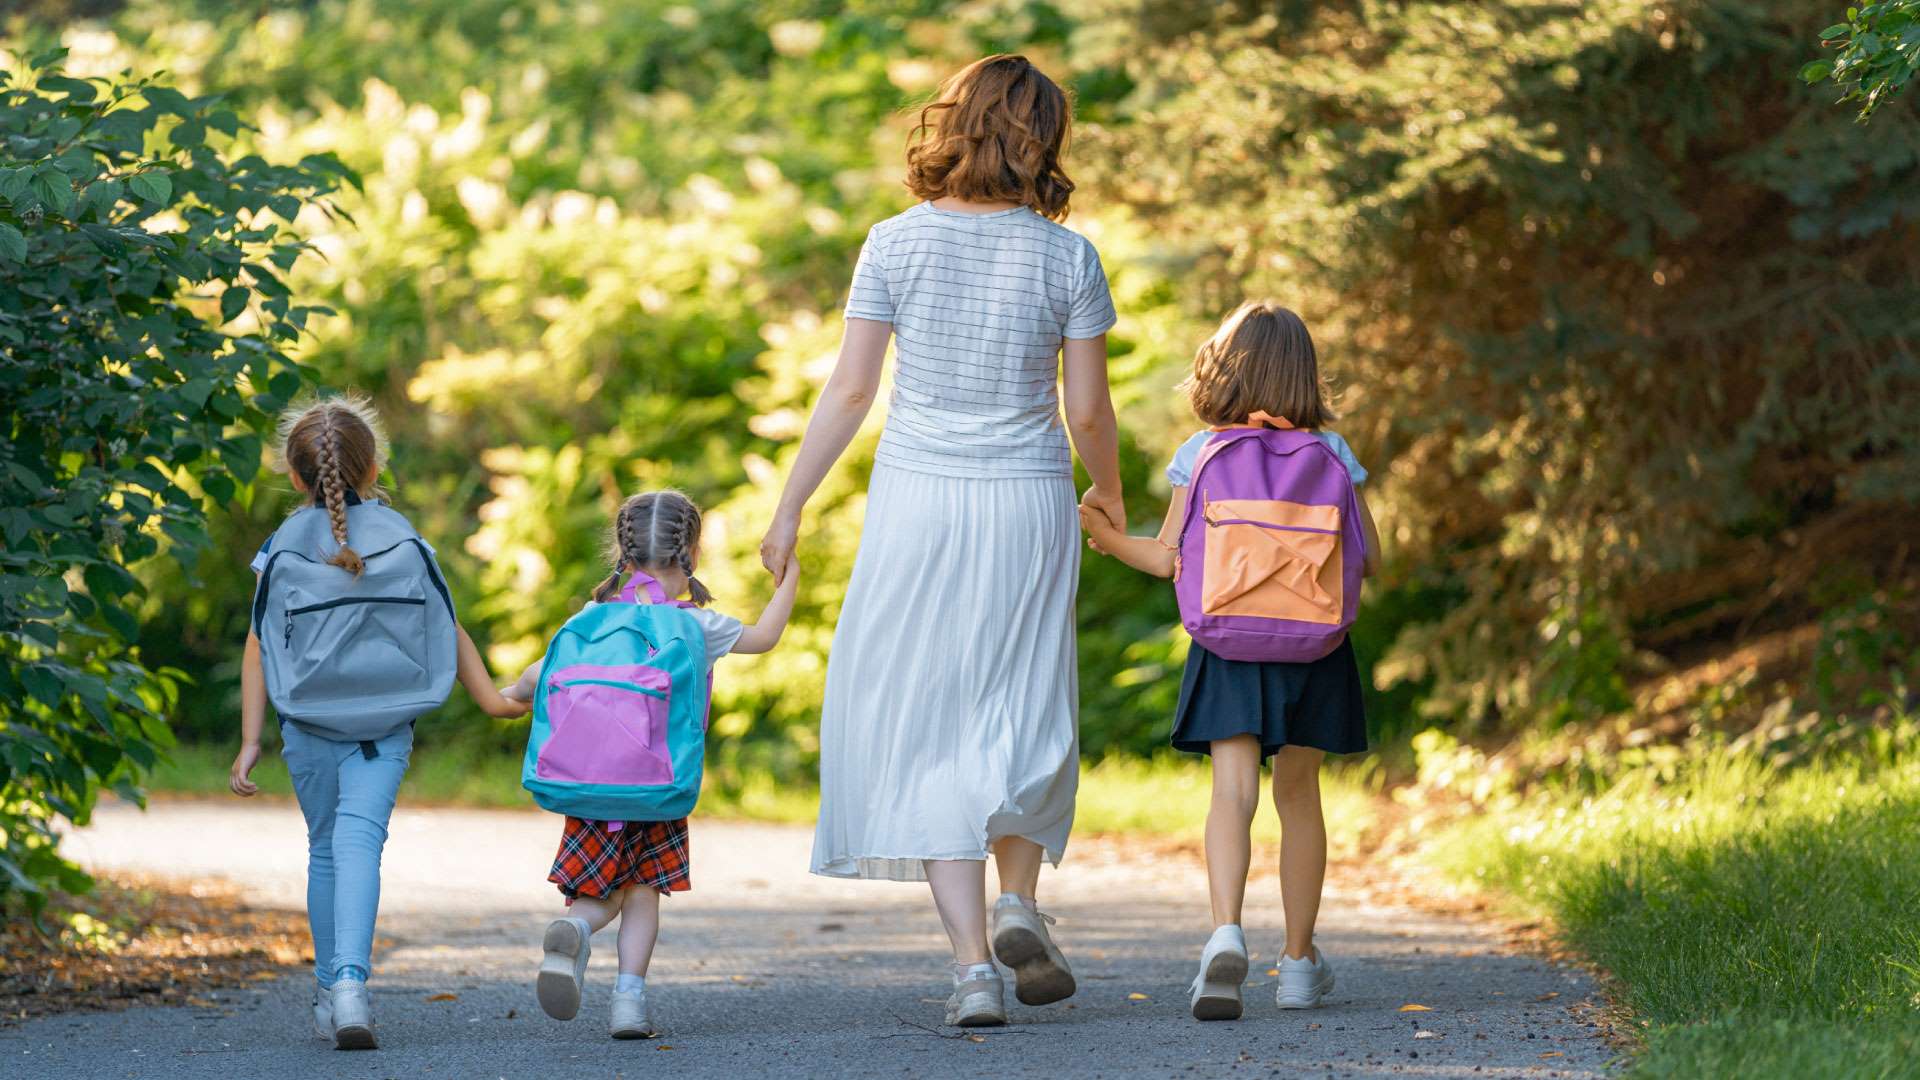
[
  {"xmin": 1078, "ymin": 505, "xmax": 1117, "ymax": 554},
  {"xmin": 759, "ymin": 510, "xmax": 800, "ymax": 584},
  {"xmin": 229, "ymin": 743, "xmax": 261, "ymax": 797},
  {"xmin": 1080, "ymin": 484, "xmax": 1126, "ymax": 531},
  {"xmin": 483, "ymin": 691, "xmax": 532, "ymax": 719}
]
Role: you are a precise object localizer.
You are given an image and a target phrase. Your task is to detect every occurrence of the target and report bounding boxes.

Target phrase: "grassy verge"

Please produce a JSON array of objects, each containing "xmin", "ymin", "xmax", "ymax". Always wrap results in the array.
[
  {"xmin": 147, "ymin": 743, "xmax": 1379, "ymax": 847},
  {"xmin": 1424, "ymin": 728, "xmax": 1920, "ymax": 1079}
]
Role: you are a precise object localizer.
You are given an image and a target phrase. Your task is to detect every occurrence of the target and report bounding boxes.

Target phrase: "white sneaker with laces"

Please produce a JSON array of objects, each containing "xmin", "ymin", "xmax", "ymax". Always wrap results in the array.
[
  {"xmin": 328, "ymin": 978, "xmax": 376, "ymax": 1050},
  {"xmin": 1189, "ymin": 924, "xmax": 1249, "ymax": 1021},
  {"xmin": 944, "ymin": 962, "xmax": 1008, "ymax": 1027},
  {"xmin": 609, "ymin": 988, "xmax": 655, "ymax": 1039},
  {"xmin": 990, "ymin": 894, "xmax": 1076, "ymax": 1005},
  {"xmin": 537, "ymin": 916, "xmax": 593, "ymax": 1020},
  {"xmin": 1274, "ymin": 946, "xmax": 1335, "ymax": 1009}
]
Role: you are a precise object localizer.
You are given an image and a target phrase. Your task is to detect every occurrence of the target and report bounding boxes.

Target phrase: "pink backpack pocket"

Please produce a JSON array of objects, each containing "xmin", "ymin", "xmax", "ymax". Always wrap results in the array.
[{"xmin": 533, "ymin": 662, "xmax": 675, "ymax": 786}]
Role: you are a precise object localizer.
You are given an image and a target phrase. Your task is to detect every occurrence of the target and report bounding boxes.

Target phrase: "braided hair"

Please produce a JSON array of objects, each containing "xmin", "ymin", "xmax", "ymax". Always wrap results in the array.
[
  {"xmin": 592, "ymin": 490, "xmax": 713, "ymax": 606},
  {"xmin": 277, "ymin": 395, "xmax": 386, "ymax": 576}
]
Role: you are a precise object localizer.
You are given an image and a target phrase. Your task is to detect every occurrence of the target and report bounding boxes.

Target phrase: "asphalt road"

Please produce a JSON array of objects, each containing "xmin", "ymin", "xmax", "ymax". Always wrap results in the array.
[{"xmin": 5, "ymin": 800, "xmax": 1614, "ymax": 1079}]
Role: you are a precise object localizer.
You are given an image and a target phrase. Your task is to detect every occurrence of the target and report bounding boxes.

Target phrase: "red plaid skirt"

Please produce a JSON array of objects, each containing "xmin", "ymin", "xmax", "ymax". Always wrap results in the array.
[{"xmin": 548, "ymin": 817, "xmax": 690, "ymax": 900}]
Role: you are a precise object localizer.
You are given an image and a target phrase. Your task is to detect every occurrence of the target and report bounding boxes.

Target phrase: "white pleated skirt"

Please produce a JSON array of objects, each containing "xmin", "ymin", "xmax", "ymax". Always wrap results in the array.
[{"xmin": 810, "ymin": 463, "xmax": 1081, "ymax": 881}]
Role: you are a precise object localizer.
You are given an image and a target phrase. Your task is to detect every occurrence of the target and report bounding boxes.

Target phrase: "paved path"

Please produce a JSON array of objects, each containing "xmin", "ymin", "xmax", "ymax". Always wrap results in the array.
[{"xmin": 6, "ymin": 800, "xmax": 1614, "ymax": 1078}]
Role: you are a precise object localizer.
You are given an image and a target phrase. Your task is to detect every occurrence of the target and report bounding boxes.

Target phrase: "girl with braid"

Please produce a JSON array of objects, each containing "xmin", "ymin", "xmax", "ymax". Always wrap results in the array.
[
  {"xmin": 503, "ymin": 489, "xmax": 799, "ymax": 1038},
  {"xmin": 230, "ymin": 395, "xmax": 527, "ymax": 1048}
]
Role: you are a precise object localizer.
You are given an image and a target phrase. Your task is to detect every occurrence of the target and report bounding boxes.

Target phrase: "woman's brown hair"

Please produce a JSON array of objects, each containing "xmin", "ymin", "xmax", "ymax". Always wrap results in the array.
[
  {"xmin": 277, "ymin": 395, "xmax": 387, "ymax": 576},
  {"xmin": 904, "ymin": 54, "xmax": 1075, "ymax": 221},
  {"xmin": 1182, "ymin": 301, "xmax": 1336, "ymax": 429},
  {"xmin": 592, "ymin": 490, "xmax": 713, "ymax": 607}
]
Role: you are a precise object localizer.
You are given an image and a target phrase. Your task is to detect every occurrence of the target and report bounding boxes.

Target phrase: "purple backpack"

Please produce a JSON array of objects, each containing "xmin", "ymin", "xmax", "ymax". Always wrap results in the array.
[{"xmin": 1174, "ymin": 418, "xmax": 1366, "ymax": 663}]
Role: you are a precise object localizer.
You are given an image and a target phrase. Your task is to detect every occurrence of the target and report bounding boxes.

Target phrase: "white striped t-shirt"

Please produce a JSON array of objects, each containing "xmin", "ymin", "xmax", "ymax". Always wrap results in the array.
[{"xmin": 844, "ymin": 202, "xmax": 1117, "ymax": 479}]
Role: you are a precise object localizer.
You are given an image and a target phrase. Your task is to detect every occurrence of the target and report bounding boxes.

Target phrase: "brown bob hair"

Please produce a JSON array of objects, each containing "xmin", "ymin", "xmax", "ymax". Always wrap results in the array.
[
  {"xmin": 1181, "ymin": 301, "xmax": 1336, "ymax": 429},
  {"xmin": 904, "ymin": 54, "xmax": 1075, "ymax": 221}
]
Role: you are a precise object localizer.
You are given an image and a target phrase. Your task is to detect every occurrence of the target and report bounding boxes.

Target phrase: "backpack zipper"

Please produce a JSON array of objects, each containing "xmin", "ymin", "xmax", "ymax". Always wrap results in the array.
[
  {"xmin": 1203, "ymin": 514, "xmax": 1340, "ymax": 536},
  {"xmin": 283, "ymin": 595, "xmax": 426, "ymax": 648},
  {"xmin": 549, "ymin": 676, "xmax": 667, "ymax": 699}
]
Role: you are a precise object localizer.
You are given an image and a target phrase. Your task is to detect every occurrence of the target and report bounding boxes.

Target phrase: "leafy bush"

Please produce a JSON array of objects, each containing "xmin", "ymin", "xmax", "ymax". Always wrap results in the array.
[
  {"xmin": 0, "ymin": 52, "xmax": 348, "ymax": 909},
  {"xmin": 1804, "ymin": 2, "xmax": 1920, "ymax": 119}
]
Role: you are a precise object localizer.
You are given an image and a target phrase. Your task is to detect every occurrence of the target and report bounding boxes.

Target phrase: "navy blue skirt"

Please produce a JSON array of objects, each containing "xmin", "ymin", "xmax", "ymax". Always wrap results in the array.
[{"xmin": 1171, "ymin": 636, "xmax": 1368, "ymax": 758}]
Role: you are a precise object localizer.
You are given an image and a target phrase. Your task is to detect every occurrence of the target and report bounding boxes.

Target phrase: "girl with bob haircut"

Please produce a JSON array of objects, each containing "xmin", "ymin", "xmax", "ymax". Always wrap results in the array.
[
  {"xmin": 760, "ymin": 54, "xmax": 1123, "ymax": 1027},
  {"xmin": 1080, "ymin": 301, "xmax": 1382, "ymax": 1022}
]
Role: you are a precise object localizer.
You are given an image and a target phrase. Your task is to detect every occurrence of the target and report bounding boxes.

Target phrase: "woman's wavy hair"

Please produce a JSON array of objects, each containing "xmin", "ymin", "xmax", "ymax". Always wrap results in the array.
[
  {"xmin": 276, "ymin": 394, "xmax": 388, "ymax": 576},
  {"xmin": 904, "ymin": 54, "xmax": 1076, "ymax": 221}
]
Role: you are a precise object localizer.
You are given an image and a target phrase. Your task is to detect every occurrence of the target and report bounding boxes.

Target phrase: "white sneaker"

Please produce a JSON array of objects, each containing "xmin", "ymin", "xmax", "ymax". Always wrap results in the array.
[
  {"xmin": 609, "ymin": 988, "xmax": 655, "ymax": 1039},
  {"xmin": 311, "ymin": 986, "xmax": 332, "ymax": 1039},
  {"xmin": 328, "ymin": 978, "xmax": 376, "ymax": 1050},
  {"xmin": 990, "ymin": 894, "xmax": 1076, "ymax": 1005},
  {"xmin": 1189, "ymin": 925, "xmax": 1249, "ymax": 1021},
  {"xmin": 944, "ymin": 962, "xmax": 1008, "ymax": 1027},
  {"xmin": 537, "ymin": 916, "xmax": 593, "ymax": 1020},
  {"xmin": 1274, "ymin": 946, "xmax": 1335, "ymax": 1009}
]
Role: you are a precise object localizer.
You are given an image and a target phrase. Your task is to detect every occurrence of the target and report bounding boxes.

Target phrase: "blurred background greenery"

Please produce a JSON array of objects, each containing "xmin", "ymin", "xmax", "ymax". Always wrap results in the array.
[{"xmin": 5, "ymin": 0, "xmax": 1914, "ymax": 793}]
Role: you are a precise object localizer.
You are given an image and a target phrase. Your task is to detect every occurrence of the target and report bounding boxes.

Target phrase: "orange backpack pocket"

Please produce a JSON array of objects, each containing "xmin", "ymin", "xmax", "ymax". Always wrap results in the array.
[{"xmin": 1200, "ymin": 498, "xmax": 1344, "ymax": 624}]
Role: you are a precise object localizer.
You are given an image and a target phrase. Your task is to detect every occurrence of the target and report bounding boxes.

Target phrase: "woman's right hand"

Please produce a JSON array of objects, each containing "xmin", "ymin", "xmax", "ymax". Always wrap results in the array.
[
  {"xmin": 759, "ymin": 509, "xmax": 801, "ymax": 584},
  {"xmin": 1080, "ymin": 484, "xmax": 1126, "ymax": 531}
]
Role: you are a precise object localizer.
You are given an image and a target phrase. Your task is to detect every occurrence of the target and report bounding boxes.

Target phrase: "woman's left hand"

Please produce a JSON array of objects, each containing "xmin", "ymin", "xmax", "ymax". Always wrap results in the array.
[{"xmin": 759, "ymin": 510, "xmax": 800, "ymax": 584}]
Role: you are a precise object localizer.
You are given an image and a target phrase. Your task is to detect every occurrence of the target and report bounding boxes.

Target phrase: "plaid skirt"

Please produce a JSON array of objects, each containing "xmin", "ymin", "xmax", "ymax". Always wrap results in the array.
[{"xmin": 548, "ymin": 816, "xmax": 691, "ymax": 900}]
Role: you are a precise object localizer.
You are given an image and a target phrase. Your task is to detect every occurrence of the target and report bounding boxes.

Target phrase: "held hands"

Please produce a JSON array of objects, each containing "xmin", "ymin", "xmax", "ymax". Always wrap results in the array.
[
  {"xmin": 229, "ymin": 743, "xmax": 260, "ymax": 797},
  {"xmin": 1078, "ymin": 504, "xmax": 1121, "ymax": 556},
  {"xmin": 759, "ymin": 509, "xmax": 800, "ymax": 585},
  {"xmin": 1079, "ymin": 484, "xmax": 1125, "ymax": 532}
]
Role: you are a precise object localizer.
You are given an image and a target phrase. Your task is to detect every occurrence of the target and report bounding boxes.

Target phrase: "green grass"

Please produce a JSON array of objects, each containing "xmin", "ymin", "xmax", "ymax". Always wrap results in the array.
[
  {"xmin": 147, "ymin": 743, "xmax": 1378, "ymax": 846},
  {"xmin": 1427, "ymin": 734, "xmax": 1920, "ymax": 1079}
]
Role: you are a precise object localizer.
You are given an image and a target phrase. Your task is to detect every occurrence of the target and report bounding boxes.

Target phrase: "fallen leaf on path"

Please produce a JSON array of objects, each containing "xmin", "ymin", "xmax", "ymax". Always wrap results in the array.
[
  {"xmin": 967, "ymin": 1034, "xmax": 986, "ymax": 1043},
  {"xmin": 1534, "ymin": 992, "xmax": 1560, "ymax": 1002},
  {"xmin": 426, "ymin": 993, "xmax": 458, "ymax": 1002},
  {"xmin": 1127, "ymin": 992, "xmax": 1150, "ymax": 1001},
  {"xmin": 1398, "ymin": 1004, "xmax": 1433, "ymax": 1012},
  {"xmin": 1266, "ymin": 968, "xmax": 1280, "ymax": 977},
  {"xmin": 657, "ymin": 1044, "xmax": 675, "ymax": 1050},
  {"xmin": 1540, "ymin": 1052, "xmax": 1564, "ymax": 1059},
  {"xmin": 1414, "ymin": 1030, "xmax": 1441, "ymax": 1039}
]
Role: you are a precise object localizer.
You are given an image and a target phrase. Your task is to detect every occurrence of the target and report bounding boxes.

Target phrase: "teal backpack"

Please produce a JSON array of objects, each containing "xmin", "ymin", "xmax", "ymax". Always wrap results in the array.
[{"xmin": 521, "ymin": 571, "xmax": 712, "ymax": 823}]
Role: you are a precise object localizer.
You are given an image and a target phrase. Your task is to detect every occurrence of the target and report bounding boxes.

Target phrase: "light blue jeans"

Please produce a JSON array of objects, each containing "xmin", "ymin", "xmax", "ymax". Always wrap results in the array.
[{"xmin": 279, "ymin": 721, "xmax": 412, "ymax": 988}]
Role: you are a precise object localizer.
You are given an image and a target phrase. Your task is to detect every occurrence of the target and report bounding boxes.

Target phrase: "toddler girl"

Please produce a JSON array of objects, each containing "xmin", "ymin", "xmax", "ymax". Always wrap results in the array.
[
  {"xmin": 506, "ymin": 490, "xmax": 800, "ymax": 1039},
  {"xmin": 1078, "ymin": 302, "xmax": 1381, "ymax": 1021},
  {"xmin": 229, "ymin": 396, "xmax": 529, "ymax": 1049}
]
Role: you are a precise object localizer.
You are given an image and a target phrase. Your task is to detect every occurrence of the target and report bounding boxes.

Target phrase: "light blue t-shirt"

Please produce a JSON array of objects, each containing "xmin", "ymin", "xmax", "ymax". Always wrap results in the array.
[{"xmin": 1165, "ymin": 429, "xmax": 1368, "ymax": 487}]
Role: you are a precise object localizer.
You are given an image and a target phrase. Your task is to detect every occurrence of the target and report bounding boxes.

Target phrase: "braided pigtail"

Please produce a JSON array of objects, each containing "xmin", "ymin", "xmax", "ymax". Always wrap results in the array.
[
  {"xmin": 598, "ymin": 489, "xmax": 712, "ymax": 605},
  {"xmin": 316, "ymin": 421, "xmax": 365, "ymax": 575}
]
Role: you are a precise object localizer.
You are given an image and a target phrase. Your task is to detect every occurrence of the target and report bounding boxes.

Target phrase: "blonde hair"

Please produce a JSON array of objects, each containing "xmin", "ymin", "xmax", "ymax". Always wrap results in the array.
[
  {"xmin": 277, "ymin": 394, "xmax": 388, "ymax": 576},
  {"xmin": 904, "ymin": 54, "xmax": 1075, "ymax": 221},
  {"xmin": 593, "ymin": 490, "xmax": 713, "ymax": 607},
  {"xmin": 1181, "ymin": 301, "xmax": 1336, "ymax": 429}
]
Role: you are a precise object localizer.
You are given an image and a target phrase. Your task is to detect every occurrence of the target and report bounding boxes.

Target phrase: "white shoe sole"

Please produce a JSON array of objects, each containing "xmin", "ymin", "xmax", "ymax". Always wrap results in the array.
[
  {"xmin": 1274, "ymin": 969, "xmax": 1335, "ymax": 1009},
  {"xmin": 1190, "ymin": 947, "xmax": 1248, "ymax": 1021},
  {"xmin": 537, "ymin": 919, "xmax": 588, "ymax": 1020},
  {"xmin": 945, "ymin": 989, "xmax": 1008, "ymax": 1027},
  {"xmin": 610, "ymin": 1020, "xmax": 657, "ymax": 1040},
  {"xmin": 332, "ymin": 1020, "xmax": 377, "ymax": 1050},
  {"xmin": 992, "ymin": 922, "xmax": 1075, "ymax": 1005}
]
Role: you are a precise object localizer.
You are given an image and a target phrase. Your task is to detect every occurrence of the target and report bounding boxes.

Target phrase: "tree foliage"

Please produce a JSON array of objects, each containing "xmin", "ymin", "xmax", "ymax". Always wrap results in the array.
[
  {"xmin": 6, "ymin": 0, "xmax": 1912, "ymax": 810},
  {"xmin": 1804, "ymin": 1, "xmax": 1920, "ymax": 120},
  {"xmin": 0, "ymin": 51, "xmax": 348, "ymax": 908}
]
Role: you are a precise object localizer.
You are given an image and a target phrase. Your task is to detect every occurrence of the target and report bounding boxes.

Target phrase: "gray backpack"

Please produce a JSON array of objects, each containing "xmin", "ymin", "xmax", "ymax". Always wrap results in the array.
[{"xmin": 250, "ymin": 502, "xmax": 458, "ymax": 742}]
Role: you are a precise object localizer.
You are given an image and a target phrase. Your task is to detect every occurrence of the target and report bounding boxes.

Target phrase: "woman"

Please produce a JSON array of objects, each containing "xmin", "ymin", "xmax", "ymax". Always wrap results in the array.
[{"xmin": 757, "ymin": 54, "xmax": 1125, "ymax": 1026}]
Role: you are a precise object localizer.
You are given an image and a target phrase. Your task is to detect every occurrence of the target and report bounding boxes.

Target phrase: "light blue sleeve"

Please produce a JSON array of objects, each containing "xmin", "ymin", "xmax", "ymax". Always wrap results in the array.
[
  {"xmin": 1314, "ymin": 431, "xmax": 1368, "ymax": 485},
  {"xmin": 1164, "ymin": 430, "xmax": 1215, "ymax": 487}
]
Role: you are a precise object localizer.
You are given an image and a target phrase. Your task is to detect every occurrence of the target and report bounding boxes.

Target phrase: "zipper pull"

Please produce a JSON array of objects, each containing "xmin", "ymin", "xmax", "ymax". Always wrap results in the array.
[{"xmin": 283, "ymin": 613, "xmax": 294, "ymax": 649}]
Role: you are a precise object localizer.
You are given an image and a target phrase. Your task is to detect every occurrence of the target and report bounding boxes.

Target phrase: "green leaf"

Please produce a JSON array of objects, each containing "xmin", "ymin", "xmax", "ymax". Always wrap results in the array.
[
  {"xmin": 268, "ymin": 370, "xmax": 303, "ymax": 400},
  {"xmin": 220, "ymin": 286, "xmax": 249, "ymax": 323},
  {"xmin": 0, "ymin": 223, "xmax": 25, "ymax": 264},
  {"xmin": 128, "ymin": 171, "xmax": 172, "ymax": 205},
  {"xmin": 37, "ymin": 74, "xmax": 97, "ymax": 103},
  {"xmin": 30, "ymin": 169, "xmax": 74, "ymax": 215},
  {"xmin": 1801, "ymin": 60, "xmax": 1836, "ymax": 83}
]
